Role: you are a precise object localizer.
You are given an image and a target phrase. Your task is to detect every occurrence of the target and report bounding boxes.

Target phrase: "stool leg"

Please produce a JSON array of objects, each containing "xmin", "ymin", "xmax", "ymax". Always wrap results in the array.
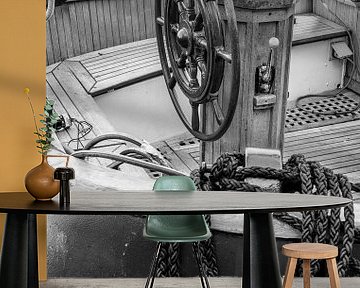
[
  {"xmin": 326, "ymin": 258, "xmax": 341, "ymax": 288},
  {"xmin": 303, "ymin": 259, "xmax": 311, "ymax": 288},
  {"xmin": 283, "ymin": 257, "xmax": 297, "ymax": 288}
]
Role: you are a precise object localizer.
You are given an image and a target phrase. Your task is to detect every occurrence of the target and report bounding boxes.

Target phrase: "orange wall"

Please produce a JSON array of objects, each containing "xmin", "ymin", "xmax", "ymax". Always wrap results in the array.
[{"xmin": 0, "ymin": 0, "xmax": 47, "ymax": 280}]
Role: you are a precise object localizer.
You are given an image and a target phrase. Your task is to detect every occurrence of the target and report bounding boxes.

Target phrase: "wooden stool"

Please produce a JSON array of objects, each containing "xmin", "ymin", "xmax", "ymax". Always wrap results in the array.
[{"xmin": 282, "ymin": 243, "xmax": 340, "ymax": 288}]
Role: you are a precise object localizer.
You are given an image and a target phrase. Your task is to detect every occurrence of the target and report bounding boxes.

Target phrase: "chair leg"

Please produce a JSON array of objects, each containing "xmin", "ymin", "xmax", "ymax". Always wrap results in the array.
[
  {"xmin": 303, "ymin": 259, "xmax": 311, "ymax": 288},
  {"xmin": 193, "ymin": 242, "xmax": 210, "ymax": 288},
  {"xmin": 145, "ymin": 242, "xmax": 162, "ymax": 288},
  {"xmin": 283, "ymin": 257, "xmax": 297, "ymax": 288},
  {"xmin": 326, "ymin": 258, "xmax": 341, "ymax": 288}
]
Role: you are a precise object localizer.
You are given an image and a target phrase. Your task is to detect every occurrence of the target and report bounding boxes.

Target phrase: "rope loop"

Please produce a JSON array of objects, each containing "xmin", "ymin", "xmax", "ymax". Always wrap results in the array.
[{"xmin": 190, "ymin": 152, "xmax": 359, "ymax": 277}]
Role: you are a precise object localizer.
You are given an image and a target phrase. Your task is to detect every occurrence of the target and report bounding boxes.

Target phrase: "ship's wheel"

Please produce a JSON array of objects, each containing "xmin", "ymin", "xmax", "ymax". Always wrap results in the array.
[{"xmin": 155, "ymin": 0, "xmax": 240, "ymax": 141}]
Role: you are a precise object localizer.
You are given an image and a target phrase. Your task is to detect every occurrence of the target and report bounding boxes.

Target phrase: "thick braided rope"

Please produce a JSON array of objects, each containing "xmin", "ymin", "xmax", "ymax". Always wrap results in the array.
[
  {"xmin": 167, "ymin": 243, "xmax": 180, "ymax": 277},
  {"xmin": 191, "ymin": 169, "xmax": 219, "ymax": 276},
  {"xmin": 191, "ymin": 152, "xmax": 359, "ymax": 276},
  {"xmin": 156, "ymin": 244, "xmax": 169, "ymax": 277},
  {"xmin": 324, "ymin": 168, "xmax": 341, "ymax": 247},
  {"xmin": 307, "ymin": 162, "xmax": 328, "ymax": 275},
  {"xmin": 337, "ymin": 174, "xmax": 355, "ymax": 276}
]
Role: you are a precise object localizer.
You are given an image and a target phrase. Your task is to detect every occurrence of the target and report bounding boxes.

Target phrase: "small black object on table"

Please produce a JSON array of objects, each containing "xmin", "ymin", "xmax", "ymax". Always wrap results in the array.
[
  {"xmin": 54, "ymin": 167, "xmax": 75, "ymax": 207},
  {"xmin": 0, "ymin": 190, "xmax": 351, "ymax": 288}
]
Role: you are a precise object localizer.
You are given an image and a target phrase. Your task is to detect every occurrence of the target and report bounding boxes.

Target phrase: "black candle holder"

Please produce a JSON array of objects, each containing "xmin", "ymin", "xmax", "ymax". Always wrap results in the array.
[{"xmin": 54, "ymin": 167, "xmax": 75, "ymax": 207}]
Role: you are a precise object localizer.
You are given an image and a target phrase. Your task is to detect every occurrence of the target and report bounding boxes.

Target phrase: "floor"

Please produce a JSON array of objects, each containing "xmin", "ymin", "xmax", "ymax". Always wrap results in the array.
[
  {"xmin": 40, "ymin": 277, "xmax": 360, "ymax": 288},
  {"xmin": 153, "ymin": 116, "xmax": 360, "ymax": 183}
]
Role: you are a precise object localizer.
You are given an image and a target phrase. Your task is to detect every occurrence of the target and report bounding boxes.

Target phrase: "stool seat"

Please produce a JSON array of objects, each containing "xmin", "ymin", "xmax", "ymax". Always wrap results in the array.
[
  {"xmin": 282, "ymin": 243, "xmax": 338, "ymax": 260},
  {"xmin": 282, "ymin": 242, "xmax": 340, "ymax": 288}
]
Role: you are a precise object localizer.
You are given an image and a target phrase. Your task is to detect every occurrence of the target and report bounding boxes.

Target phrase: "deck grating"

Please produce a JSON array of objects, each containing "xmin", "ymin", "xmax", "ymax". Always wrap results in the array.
[
  {"xmin": 286, "ymin": 94, "xmax": 360, "ymax": 131},
  {"xmin": 152, "ymin": 100, "xmax": 360, "ymax": 183}
]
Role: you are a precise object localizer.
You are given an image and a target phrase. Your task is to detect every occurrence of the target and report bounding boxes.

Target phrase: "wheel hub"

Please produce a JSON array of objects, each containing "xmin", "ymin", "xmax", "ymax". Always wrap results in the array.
[{"xmin": 177, "ymin": 21, "xmax": 193, "ymax": 56}]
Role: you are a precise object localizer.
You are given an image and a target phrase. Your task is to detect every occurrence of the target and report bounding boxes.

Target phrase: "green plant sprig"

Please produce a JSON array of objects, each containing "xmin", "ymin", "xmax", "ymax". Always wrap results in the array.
[{"xmin": 24, "ymin": 88, "xmax": 59, "ymax": 155}]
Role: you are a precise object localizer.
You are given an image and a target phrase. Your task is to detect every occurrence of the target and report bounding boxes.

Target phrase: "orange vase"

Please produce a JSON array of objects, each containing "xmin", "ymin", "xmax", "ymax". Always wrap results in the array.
[{"xmin": 25, "ymin": 154, "xmax": 60, "ymax": 201}]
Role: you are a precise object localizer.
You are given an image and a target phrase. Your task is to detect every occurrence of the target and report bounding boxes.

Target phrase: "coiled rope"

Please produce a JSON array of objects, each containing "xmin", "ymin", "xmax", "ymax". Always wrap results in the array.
[
  {"xmin": 151, "ymin": 151, "xmax": 358, "ymax": 277},
  {"xmin": 187, "ymin": 152, "xmax": 359, "ymax": 277}
]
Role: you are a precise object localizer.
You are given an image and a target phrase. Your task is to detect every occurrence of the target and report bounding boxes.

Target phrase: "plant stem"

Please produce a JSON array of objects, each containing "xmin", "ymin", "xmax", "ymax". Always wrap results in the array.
[{"xmin": 25, "ymin": 91, "xmax": 44, "ymax": 155}]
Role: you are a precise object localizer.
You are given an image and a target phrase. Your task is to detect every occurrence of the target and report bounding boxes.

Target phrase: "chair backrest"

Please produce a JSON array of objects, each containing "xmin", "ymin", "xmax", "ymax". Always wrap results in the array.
[
  {"xmin": 145, "ymin": 176, "xmax": 210, "ymax": 241},
  {"xmin": 153, "ymin": 175, "xmax": 196, "ymax": 192}
]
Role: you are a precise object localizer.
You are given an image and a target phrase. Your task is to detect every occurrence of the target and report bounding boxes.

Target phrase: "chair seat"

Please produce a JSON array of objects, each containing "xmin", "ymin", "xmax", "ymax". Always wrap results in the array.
[
  {"xmin": 282, "ymin": 243, "xmax": 338, "ymax": 260},
  {"xmin": 144, "ymin": 214, "xmax": 212, "ymax": 243}
]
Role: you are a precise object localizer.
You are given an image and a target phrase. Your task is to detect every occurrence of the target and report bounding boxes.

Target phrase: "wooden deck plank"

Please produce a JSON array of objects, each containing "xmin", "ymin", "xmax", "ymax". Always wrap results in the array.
[
  {"xmin": 293, "ymin": 14, "xmax": 348, "ymax": 46},
  {"xmin": 70, "ymin": 38, "xmax": 157, "ymax": 62},
  {"xmin": 152, "ymin": 141, "xmax": 192, "ymax": 174},
  {"xmin": 284, "ymin": 142, "xmax": 360, "ymax": 160},
  {"xmin": 285, "ymin": 118, "xmax": 360, "ymax": 139},
  {"xmin": 333, "ymin": 164, "xmax": 360, "ymax": 175},
  {"xmin": 84, "ymin": 45, "xmax": 158, "ymax": 70},
  {"xmin": 55, "ymin": 6, "xmax": 68, "ymax": 61},
  {"xmin": 321, "ymin": 150, "xmax": 360, "ymax": 168},
  {"xmin": 285, "ymin": 121, "xmax": 360, "ymax": 142},
  {"xmin": 82, "ymin": 41, "xmax": 157, "ymax": 66},
  {"xmin": 81, "ymin": 0, "xmax": 94, "ymax": 53},
  {"xmin": 283, "ymin": 135, "xmax": 360, "ymax": 155},
  {"xmin": 92, "ymin": 54, "xmax": 160, "ymax": 78},
  {"xmin": 284, "ymin": 127, "xmax": 360, "ymax": 146},
  {"xmin": 103, "ymin": 0, "xmax": 114, "ymax": 48},
  {"xmin": 89, "ymin": 0, "xmax": 101, "ymax": 51},
  {"xmin": 46, "ymin": 82, "xmax": 74, "ymax": 145},
  {"xmin": 95, "ymin": 0, "xmax": 107, "ymax": 49},
  {"xmin": 85, "ymin": 49, "xmax": 158, "ymax": 73},
  {"xmin": 62, "ymin": 5, "xmax": 75, "ymax": 59},
  {"xmin": 52, "ymin": 64, "xmax": 115, "ymax": 137},
  {"xmin": 74, "ymin": 2, "xmax": 88, "ymax": 54},
  {"xmin": 68, "ymin": 3, "xmax": 81, "ymax": 56},
  {"xmin": 46, "ymin": 73, "xmax": 93, "ymax": 133},
  {"xmin": 46, "ymin": 21, "xmax": 55, "ymax": 65},
  {"xmin": 144, "ymin": 0, "xmax": 154, "ymax": 38},
  {"xmin": 172, "ymin": 149, "xmax": 199, "ymax": 172},
  {"xmin": 130, "ymin": 0, "xmax": 140, "ymax": 42},
  {"xmin": 89, "ymin": 62, "xmax": 162, "ymax": 95},
  {"xmin": 115, "ymin": 0, "xmax": 127, "ymax": 45},
  {"xmin": 137, "ymin": 0, "xmax": 147, "ymax": 40},
  {"xmin": 123, "ymin": 0, "xmax": 134, "ymax": 43},
  {"xmin": 109, "ymin": 0, "xmax": 120, "ymax": 46},
  {"xmin": 66, "ymin": 61, "xmax": 96, "ymax": 93},
  {"xmin": 303, "ymin": 148, "xmax": 360, "ymax": 164},
  {"xmin": 47, "ymin": 13, "xmax": 61, "ymax": 63}
]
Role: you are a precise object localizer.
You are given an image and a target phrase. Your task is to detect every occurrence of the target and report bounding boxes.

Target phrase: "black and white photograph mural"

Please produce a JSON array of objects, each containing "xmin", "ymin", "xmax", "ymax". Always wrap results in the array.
[{"xmin": 44, "ymin": 0, "xmax": 360, "ymax": 284}]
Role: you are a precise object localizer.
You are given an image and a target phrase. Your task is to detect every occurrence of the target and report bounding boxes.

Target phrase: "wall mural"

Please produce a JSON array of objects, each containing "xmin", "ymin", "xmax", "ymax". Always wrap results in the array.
[{"xmin": 45, "ymin": 0, "xmax": 360, "ymax": 279}]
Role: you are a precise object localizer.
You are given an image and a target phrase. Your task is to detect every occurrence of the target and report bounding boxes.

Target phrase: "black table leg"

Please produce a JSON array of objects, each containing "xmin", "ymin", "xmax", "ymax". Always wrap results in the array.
[
  {"xmin": 0, "ymin": 213, "xmax": 39, "ymax": 288},
  {"xmin": 242, "ymin": 213, "xmax": 282, "ymax": 288},
  {"xmin": 28, "ymin": 214, "xmax": 39, "ymax": 288}
]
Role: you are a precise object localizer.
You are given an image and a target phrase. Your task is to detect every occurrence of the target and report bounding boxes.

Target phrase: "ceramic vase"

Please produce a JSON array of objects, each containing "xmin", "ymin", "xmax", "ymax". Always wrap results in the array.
[{"xmin": 25, "ymin": 154, "xmax": 61, "ymax": 201}]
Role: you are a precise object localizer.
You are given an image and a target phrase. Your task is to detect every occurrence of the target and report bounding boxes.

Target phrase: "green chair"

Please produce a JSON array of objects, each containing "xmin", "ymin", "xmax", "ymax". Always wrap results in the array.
[{"xmin": 144, "ymin": 175, "xmax": 212, "ymax": 288}]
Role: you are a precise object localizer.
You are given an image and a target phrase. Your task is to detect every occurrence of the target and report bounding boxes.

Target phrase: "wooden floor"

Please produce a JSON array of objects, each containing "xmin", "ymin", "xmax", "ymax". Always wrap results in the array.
[
  {"xmin": 41, "ymin": 277, "xmax": 360, "ymax": 288},
  {"xmin": 153, "ymin": 117, "xmax": 360, "ymax": 184}
]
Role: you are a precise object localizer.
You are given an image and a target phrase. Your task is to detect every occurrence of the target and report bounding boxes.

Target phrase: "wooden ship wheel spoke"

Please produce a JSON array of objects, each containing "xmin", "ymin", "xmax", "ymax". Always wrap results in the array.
[{"xmin": 155, "ymin": 0, "xmax": 240, "ymax": 141}]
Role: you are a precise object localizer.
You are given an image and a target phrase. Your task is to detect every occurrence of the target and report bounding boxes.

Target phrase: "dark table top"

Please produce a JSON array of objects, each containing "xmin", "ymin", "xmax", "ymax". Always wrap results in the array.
[{"xmin": 0, "ymin": 191, "xmax": 351, "ymax": 215}]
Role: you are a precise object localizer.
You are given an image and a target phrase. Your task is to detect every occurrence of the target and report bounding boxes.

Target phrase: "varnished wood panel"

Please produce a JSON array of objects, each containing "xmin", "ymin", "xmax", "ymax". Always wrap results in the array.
[{"xmin": 46, "ymin": 0, "xmax": 157, "ymax": 65}]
